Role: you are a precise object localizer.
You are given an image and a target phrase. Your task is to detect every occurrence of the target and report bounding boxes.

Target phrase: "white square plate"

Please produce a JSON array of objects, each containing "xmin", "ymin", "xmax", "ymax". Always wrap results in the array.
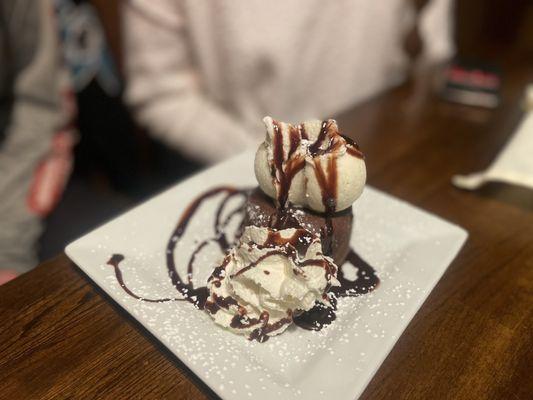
[{"xmin": 66, "ymin": 151, "xmax": 467, "ymax": 400}]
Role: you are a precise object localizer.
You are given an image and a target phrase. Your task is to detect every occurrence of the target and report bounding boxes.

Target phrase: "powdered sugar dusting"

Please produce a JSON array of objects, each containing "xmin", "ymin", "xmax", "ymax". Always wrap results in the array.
[{"xmin": 67, "ymin": 152, "xmax": 467, "ymax": 400}]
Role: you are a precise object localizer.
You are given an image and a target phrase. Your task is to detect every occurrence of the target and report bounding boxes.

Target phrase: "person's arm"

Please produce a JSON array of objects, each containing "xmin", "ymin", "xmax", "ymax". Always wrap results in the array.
[
  {"xmin": 419, "ymin": 0, "xmax": 455, "ymax": 63},
  {"xmin": 398, "ymin": 0, "xmax": 455, "ymax": 114},
  {"xmin": 122, "ymin": 0, "xmax": 256, "ymax": 165},
  {"xmin": 0, "ymin": 0, "xmax": 66, "ymax": 273}
]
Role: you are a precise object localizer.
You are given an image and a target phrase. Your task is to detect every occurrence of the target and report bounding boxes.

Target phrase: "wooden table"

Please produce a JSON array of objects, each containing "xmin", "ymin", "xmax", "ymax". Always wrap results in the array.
[{"xmin": 2, "ymin": 60, "xmax": 533, "ymax": 399}]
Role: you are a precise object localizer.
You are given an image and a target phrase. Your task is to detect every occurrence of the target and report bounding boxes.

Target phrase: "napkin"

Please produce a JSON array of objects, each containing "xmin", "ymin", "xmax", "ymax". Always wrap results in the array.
[{"xmin": 452, "ymin": 86, "xmax": 533, "ymax": 190}]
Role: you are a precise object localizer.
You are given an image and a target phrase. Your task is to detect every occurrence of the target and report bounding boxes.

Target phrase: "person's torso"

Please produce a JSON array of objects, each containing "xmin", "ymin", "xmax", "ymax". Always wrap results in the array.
[{"xmin": 182, "ymin": 0, "xmax": 410, "ymax": 134}]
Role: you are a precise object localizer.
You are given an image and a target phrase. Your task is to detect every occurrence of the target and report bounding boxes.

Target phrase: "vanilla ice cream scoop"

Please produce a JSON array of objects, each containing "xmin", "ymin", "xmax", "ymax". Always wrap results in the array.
[
  {"xmin": 205, "ymin": 226, "xmax": 339, "ymax": 342},
  {"xmin": 255, "ymin": 116, "xmax": 366, "ymax": 213}
]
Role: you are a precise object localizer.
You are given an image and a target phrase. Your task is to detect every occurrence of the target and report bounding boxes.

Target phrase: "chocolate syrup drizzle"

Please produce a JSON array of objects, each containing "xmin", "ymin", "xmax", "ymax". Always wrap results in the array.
[
  {"xmin": 230, "ymin": 229, "xmax": 334, "ymax": 280},
  {"xmin": 106, "ymin": 254, "xmax": 184, "ymax": 303},
  {"xmin": 106, "ymin": 185, "xmax": 378, "ymax": 340},
  {"xmin": 105, "ymin": 121, "xmax": 375, "ymax": 341},
  {"xmin": 165, "ymin": 187, "xmax": 247, "ymax": 308},
  {"xmin": 271, "ymin": 121, "xmax": 306, "ymax": 212},
  {"xmin": 269, "ymin": 119, "xmax": 363, "ymax": 254}
]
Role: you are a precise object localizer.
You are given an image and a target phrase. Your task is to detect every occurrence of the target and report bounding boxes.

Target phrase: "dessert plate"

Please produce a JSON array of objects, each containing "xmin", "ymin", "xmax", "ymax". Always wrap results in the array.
[{"xmin": 66, "ymin": 151, "xmax": 467, "ymax": 400}]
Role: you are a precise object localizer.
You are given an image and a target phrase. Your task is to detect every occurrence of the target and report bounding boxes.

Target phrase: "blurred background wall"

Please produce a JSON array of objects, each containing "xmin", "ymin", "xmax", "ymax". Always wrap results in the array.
[{"xmin": 455, "ymin": 0, "xmax": 532, "ymax": 59}]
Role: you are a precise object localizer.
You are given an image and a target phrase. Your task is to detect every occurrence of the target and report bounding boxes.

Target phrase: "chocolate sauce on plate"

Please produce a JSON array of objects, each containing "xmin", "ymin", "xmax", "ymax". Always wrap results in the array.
[
  {"xmin": 106, "ymin": 254, "xmax": 184, "ymax": 303},
  {"xmin": 293, "ymin": 294, "xmax": 337, "ymax": 331},
  {"xmin": 106, "ymin": 120, "xmax": 377, "ymax": 341},
  {"xmin": 293, "ymin": 249, "xmax": 379, "ymax": 330},
  {"xmin": 165, "ymin": 187, "xmax": 247, "ymax": 308}
]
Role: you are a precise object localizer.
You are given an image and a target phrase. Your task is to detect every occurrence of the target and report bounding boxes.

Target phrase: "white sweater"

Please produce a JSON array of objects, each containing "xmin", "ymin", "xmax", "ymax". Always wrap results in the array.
[{"xmin": 123, "ymin": 0, "xmax": 453, "ymax": 163}]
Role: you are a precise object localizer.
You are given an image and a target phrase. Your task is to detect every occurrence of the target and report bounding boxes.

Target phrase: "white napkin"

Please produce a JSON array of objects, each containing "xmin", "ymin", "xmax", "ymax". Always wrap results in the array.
[{"xmin": 452, "ymin": 88, "xmax": 533, "ymax": 191}]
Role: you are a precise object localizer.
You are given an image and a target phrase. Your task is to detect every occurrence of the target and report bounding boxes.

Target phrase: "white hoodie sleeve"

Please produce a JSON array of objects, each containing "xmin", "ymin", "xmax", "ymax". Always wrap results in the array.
[{"xmin": 122, "ymin": 0, "xmax": 255, "ymax": 164}]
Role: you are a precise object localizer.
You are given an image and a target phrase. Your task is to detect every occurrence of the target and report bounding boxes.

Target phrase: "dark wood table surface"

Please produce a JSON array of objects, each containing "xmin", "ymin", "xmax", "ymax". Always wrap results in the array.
[{"xmin": 2, "ymin": 58, "xmax": 533, "ymax": 399}]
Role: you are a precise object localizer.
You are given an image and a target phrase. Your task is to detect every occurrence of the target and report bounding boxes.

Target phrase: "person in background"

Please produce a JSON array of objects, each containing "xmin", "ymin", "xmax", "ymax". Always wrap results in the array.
[
  {"xmin": 0, "ymin": 0, "xmax": 75, "ymax": 284},
  {"xmin": 122, "ymin": 0, "xmax": 454, "ymax": 164}
]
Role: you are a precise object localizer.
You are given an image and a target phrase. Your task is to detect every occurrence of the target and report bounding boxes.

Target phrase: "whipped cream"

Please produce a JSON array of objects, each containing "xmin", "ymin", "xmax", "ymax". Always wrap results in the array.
[
  {"xmin": 205, "ymin": 226, "xmax": 339, "ymax": 341},
  {"xmin": 255, "ymin": 116, "xmax": 366, "ymax": 213}
]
